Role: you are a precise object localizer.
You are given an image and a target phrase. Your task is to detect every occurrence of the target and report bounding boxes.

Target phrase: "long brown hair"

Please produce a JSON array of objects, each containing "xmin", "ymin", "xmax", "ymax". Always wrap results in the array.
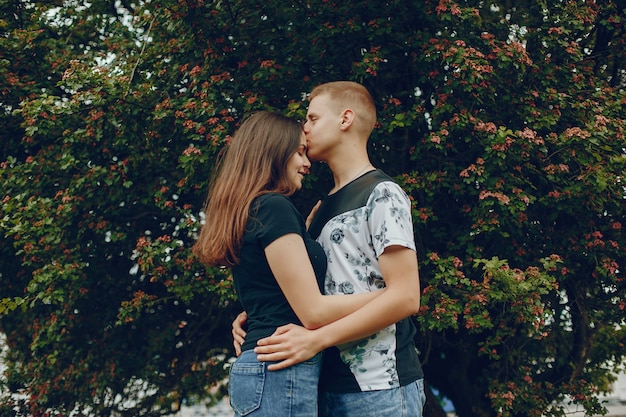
[{"xmin": 192, "ymin": 111, "xmax": 303, "ymax": 267}]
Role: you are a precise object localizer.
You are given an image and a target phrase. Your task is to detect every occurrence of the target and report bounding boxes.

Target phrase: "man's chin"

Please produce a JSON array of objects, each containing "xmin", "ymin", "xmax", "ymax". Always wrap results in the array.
[{"xmin": 307, "ymin": 153, "xmax": 324, "ymax": 163}]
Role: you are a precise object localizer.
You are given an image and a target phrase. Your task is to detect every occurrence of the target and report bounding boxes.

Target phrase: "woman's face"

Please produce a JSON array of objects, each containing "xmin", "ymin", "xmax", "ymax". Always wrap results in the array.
[{"xmin": 285, "ymin": 133, "xmax": 311, "ymax": 191}]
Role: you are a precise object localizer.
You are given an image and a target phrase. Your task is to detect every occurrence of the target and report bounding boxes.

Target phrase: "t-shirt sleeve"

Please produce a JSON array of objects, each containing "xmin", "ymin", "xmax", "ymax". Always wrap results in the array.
[
  {"xmin": 252, "ymin": 194, "xmax": 304, "ymax": 249},
  {"xmin": 366, "ymin": 182, "xmax": 416, "ymax": 257}
]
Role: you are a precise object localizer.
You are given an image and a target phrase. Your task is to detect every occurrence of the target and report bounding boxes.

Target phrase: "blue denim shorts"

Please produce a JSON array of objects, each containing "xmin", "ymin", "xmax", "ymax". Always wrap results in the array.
[
  {"xmin": 320, "ymin": 378, "xmax": 426, "ymax": 417},
  {"xmin": 228, "ymin": 349, "xmax": 322, "ymax": 417}
]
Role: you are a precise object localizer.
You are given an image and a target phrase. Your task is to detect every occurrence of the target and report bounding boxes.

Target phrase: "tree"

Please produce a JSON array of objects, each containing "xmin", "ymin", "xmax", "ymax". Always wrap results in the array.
[
  {"xmin": 1, "ymin": 1, "xmax": 624, "ymax": 416},
  {"xmin": 406, "ymin": 2, "xmax": 626, "ymax": 416},
  {"xmin": 1, "ymin": 1, "xmax": 238, "ymax": 416}
]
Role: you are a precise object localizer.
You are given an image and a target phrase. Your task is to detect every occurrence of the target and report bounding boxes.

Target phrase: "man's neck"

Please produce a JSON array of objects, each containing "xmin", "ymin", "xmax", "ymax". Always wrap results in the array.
[{"xmin": 328, "ymin": 157, "xmax": 374, "ymax": 194}]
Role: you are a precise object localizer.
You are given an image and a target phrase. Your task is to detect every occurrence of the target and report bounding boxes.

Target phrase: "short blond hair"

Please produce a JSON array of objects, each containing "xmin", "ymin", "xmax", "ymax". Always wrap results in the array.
[{"xmin": 309, "ymin": 81, "xmax": 376, "ymax": 137}]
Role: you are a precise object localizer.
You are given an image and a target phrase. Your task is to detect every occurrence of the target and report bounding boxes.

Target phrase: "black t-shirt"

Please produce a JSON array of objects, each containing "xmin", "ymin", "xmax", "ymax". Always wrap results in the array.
[{"xmin": 232, "ymin": 193, "xmax": 327, "ymax": 352}]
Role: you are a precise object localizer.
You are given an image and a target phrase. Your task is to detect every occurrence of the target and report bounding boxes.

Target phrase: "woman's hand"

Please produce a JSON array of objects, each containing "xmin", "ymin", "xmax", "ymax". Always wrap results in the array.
[{"xmin": 306, "ymin": 200, "xmax": 321, "ymax": 230}]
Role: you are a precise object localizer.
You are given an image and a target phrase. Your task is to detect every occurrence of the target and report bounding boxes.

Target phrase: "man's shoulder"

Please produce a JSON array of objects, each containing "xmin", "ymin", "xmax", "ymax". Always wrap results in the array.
[
  {"xmin": 334, "ymin": 170, "xmax": 394, "ymax": 210},
  {"xmin": 308, "ymin": 170, "xmax": 390, "ymax": 238}
]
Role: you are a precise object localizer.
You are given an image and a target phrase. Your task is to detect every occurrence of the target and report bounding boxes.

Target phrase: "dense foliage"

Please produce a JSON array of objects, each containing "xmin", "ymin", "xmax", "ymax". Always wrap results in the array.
[{"xmin": 1, "ymin": 1, "xmax": 624, "ymax": 416}]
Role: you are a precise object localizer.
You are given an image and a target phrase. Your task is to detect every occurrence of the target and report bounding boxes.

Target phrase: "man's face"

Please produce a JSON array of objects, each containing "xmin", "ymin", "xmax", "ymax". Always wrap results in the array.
[{"xmin": 302, "ymin": 94, "xmax": 340, "ymax": 162}]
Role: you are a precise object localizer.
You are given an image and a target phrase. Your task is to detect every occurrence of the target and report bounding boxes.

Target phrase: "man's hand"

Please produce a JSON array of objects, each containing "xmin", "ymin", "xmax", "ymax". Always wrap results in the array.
[
  {"xmin": 254, "ymin": 324, "xmax": 324, "ymax": 371},
  {"xmin": 232, "ymin": 311, "xmax": 248, "ymax": 357}
]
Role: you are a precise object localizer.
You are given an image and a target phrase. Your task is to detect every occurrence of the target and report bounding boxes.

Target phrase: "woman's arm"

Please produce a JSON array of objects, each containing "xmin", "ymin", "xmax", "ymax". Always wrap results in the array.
[{"xmin": 265, "ymin": 233, "xmax": 384, "ymax": 329}]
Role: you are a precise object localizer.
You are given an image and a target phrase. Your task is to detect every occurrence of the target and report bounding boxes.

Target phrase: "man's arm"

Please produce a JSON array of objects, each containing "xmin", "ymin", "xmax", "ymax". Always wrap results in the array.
[{"xmin": 255, "ymin": 244, "xmax": 420, "ymax": 370}]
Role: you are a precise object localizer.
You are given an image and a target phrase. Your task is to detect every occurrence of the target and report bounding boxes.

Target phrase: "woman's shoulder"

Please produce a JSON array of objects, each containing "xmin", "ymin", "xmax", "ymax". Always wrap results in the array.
[
  {"xmin": 249, "ymin": 193, "xmax": 304, "ymax": 237},
  {"xmin": 255, "ymin": 192, "xmax": 292, "ymax": 207},
  {"xmin": 252, "ymin": 193, "xmax": 297, "ymax": 217}
]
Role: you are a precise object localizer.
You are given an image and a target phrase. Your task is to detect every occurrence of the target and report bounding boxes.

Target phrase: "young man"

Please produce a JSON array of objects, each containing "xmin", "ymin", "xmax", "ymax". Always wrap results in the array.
[{"xmin": 234, "ymin": 81, "xmax": 425, "ymax": 416}]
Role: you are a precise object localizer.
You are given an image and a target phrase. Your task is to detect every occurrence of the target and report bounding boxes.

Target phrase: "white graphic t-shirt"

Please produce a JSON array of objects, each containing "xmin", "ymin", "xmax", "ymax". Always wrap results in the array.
[{"xmin": 308, "ymin": 170, "xmax": 423, "ymax": 393}]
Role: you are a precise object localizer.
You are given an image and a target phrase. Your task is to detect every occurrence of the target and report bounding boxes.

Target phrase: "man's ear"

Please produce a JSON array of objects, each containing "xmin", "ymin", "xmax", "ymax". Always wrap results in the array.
[{"xmin": 339, "ymin": 109, "xmax": 355, "ymax": 131}]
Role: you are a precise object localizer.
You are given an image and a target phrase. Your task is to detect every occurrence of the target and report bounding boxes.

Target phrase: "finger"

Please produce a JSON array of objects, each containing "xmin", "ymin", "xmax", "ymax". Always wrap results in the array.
[
  {"xmin": 272, "ymin": 324, "xmax": 293, "ymax": 335},
  {"xmin": 232, "ymin": 326, "xmax": 246, "ymax": 340},
  {"xmin": 233, "ymin": 341, "xmax": 242, "ymax": 357},
  {"xmin": 267, "ymin": 359, "xmax": 296, "ymax": 371},
  {"xmin": 254, "ymin": 343, "xmax": 283, "ymax": 354},
  {"xmin": 260, "ymin": 325, "xmax": 293, "ymax": 342},
  {"xmin": 256, "ymin": 335, "xmax": 288, "ymax": 347},
  {"xmin": 233, "ymin": 311, "xmax": 248, "ymax": 327},
  {"xmin": 256, "ymin": 337, "xmax": 271, "ymax": 347},
  {"xmin": 233, "ymin": 334, "xmax": 245, "ymax": 346},
  {"xmin": 232, "ymin": 320, "xmax": 245, "ymax": 331},
  {"xmin": 233, "ymin": 328, "xmax": 247, "ymax": 339},
  {"xmin": 237, "ymin": 311, "xmax": 248, "ymax": 325},
  {"xmin": 256, "ymin": 351, "xmax": 291, "ymax": 362}
]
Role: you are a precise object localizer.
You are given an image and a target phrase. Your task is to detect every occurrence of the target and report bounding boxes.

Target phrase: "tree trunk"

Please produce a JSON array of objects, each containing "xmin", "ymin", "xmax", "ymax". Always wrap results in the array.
[{"xmin": 423, "ymin": 380, "xmax": 448, "ymax": 417}]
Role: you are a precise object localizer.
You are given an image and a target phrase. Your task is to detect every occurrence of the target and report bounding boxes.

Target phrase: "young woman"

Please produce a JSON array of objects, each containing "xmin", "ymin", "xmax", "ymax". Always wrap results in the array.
[{"xmin": 192, "ymin": 111, "xmax": 382, "ymax": 417}]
